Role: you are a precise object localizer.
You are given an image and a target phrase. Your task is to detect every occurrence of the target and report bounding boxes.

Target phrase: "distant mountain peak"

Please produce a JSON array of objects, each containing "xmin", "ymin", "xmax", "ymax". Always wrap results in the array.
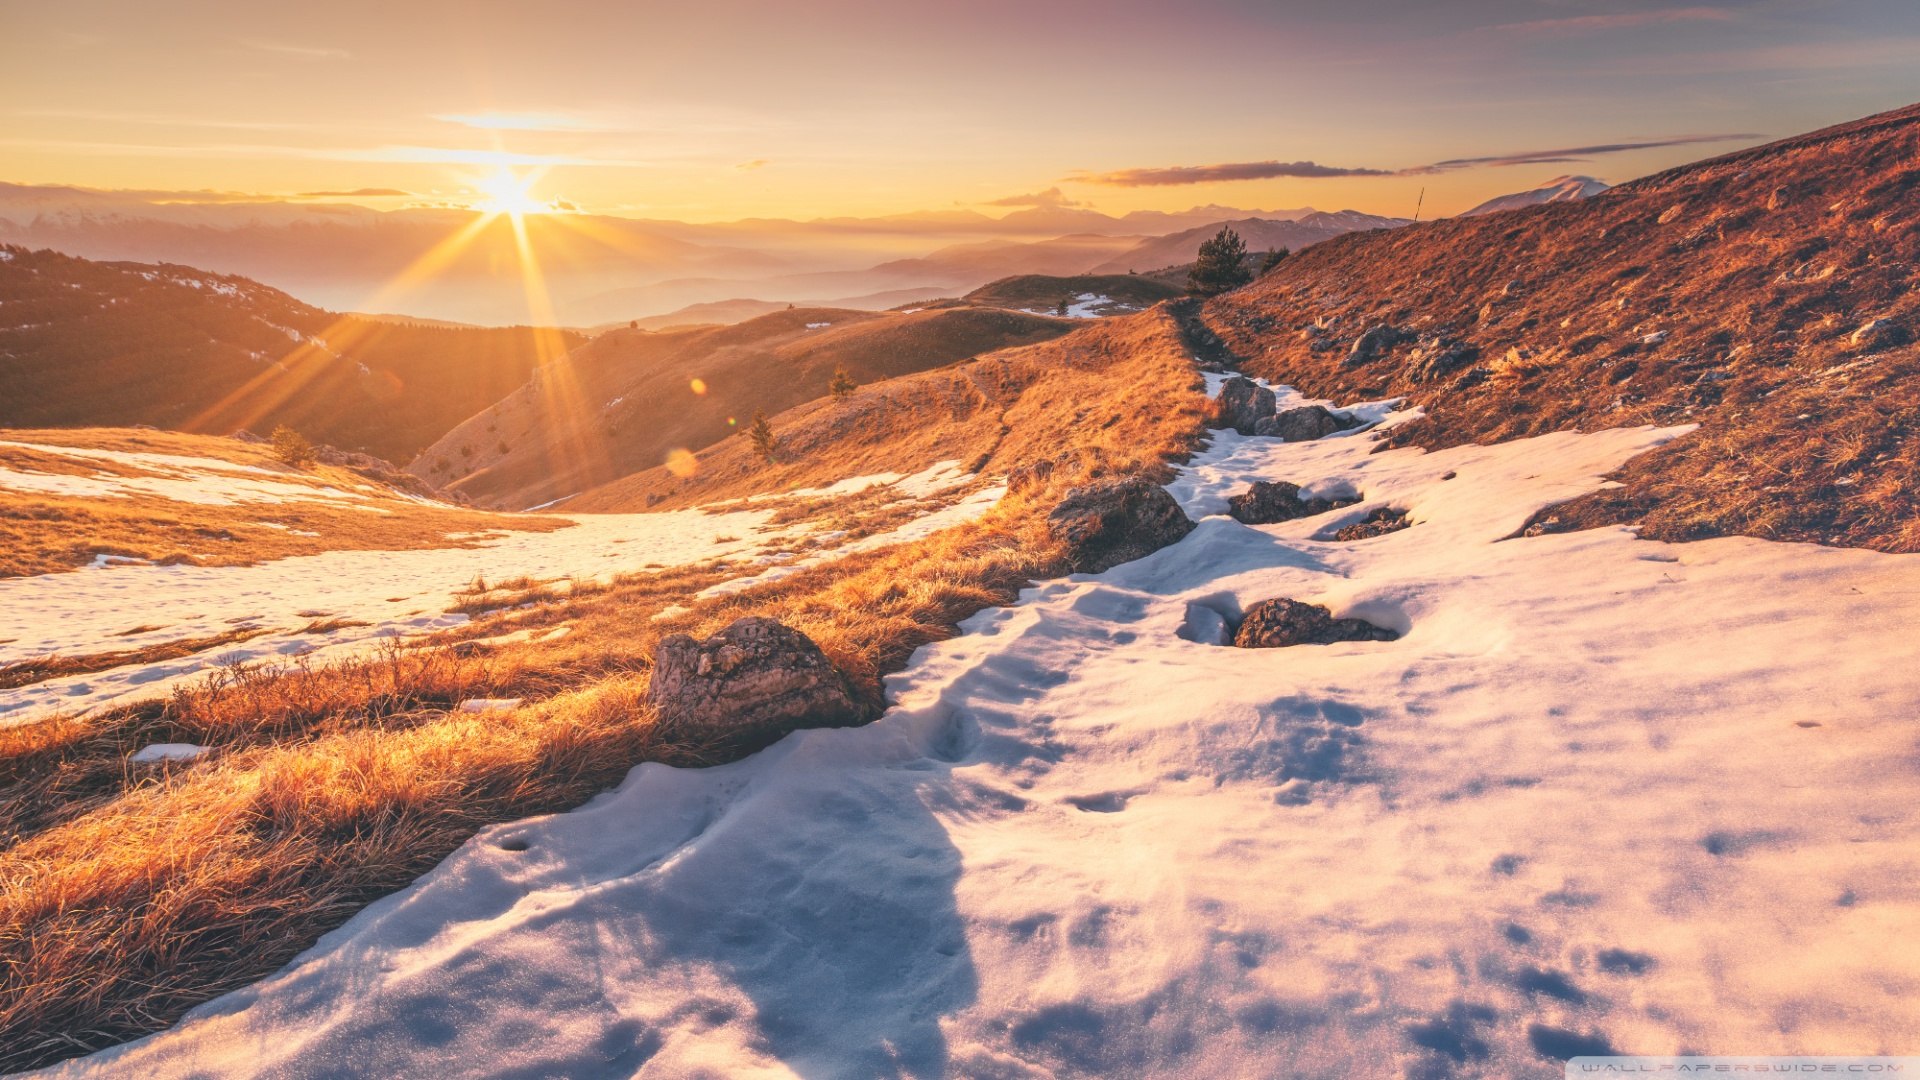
[{"xmin": 1462, "ymin": 175, "xmax": 1611, "ymax": 217}]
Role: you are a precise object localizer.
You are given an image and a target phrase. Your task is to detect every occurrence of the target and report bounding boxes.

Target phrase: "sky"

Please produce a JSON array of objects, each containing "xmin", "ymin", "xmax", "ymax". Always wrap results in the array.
[{"xmin": 4, "ymin": 0, "xmax": 1920, "ymax": 221}]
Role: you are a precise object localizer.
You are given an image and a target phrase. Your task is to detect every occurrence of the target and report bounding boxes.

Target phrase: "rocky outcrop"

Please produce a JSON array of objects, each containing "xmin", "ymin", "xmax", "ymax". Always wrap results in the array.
[
  {"xmin": 645, "ymin": 617, "xmax": 861, "ymax": 747},
  {"xmin": 1215, "ymin": 377, "xmax": 1276, "ymax": 435},
  {"xmin": 1331, "ymin": 507, "xmax": 1411, "ymax": 541},
  {"xmin": 1252, "ymin": 405, "xmax": 1354, "ymax": 442},
  {"xmin": 1227, "ymin": 481, "xmax": 1357, "ymax": 525},
  {"xmin": 1404, "ymin": 336, "xmax": 1479, "ymax": 382},
  {"xmin": 1343, "ymin": 324, "xmax": 1406, "ymax": 368},
  {"xmin": 1048, "ymin": 476, "xmax": 1196, "ymax": 573},
  {"xmin": 1232, "ymin": 598, "xmax": 1400, "ymax": 648},
  {"xmin": 1851, "ymin": 318, "xmax": 1906, "ymax": 350}
]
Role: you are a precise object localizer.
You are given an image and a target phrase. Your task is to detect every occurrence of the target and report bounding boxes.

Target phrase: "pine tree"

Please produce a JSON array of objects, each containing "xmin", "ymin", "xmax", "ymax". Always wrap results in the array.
[
  {"xmin": 829, "ymin": 366, "xmax": 856, "ymax": 400},
  {"xmin": 1187, "ymin": 226, "xmax": 1253, "ymax": 297},
  {"xmin": 1260, "ymin": 247, "xmax": 1291, "ymax": 274},
  {"xmin": 270, "ymin": 425, "xmax": 315, "ymax": 468},
  {"xmin": 747, "ymin": 409, "xmax": 778, "ymax": 462},
  {"xmin": 1056, "ymin": 297, "xmax": 1070, "ymax": 316}
]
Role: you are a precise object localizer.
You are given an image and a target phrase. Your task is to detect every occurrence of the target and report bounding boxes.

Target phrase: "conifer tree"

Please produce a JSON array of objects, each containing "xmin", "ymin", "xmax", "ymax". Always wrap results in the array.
[
  {"xmin": 270, "ymin": 425, "xmax": 316, "ymax": 468},
  {"xmin": 829, "ymin": 366, "xmax": 856, "ymax": 400},
  {"xmin": 747, "ymin": 409, "xmax": 778, "ymax": 462},
  {"xmin": 1260, "ymin": 247, "xmax": 1291, "ymax": 274},
  {"xmin": 1187, "ymin": 226, "xmax": 1253, "ymax": 296}
]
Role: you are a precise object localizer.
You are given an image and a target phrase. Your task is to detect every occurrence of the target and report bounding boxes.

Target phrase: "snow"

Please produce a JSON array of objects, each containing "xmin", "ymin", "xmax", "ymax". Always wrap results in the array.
[
  {"xmin": 2, "ymin": 462, "xmax": 1005, "ymax": 727},
  {"xmin": 36, "ymin": 379, "xmax": 1920, "ymax": 1077},
  {"xmin": 129, "ymin": 743, "xmax": 209, "ymax": 763},
  {"xmin": 0, "ymin": 441, "xmax": 376, "ymax": 508}
]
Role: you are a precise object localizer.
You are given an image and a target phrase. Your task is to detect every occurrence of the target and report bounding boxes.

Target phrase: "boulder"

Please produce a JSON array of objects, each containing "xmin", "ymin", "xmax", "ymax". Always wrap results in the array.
[
  {"xmin": 1851, "ymin": 318, "xmax": 1906, "ymax": 350},
  {"xmin": 1343, "ymin": 324, "xmax": 1404, "ymax": 367},
  {"xmin": 1232, "ymin": 598, "xmax": 1400, "ymax": 649},
  {"xmin": 645, "ymin": 617, "xmax": 860, "ymax": 746},
  {"xmin": 1331, "ymin": 507, "xmax": 1410, "ymax": 541},
  {"xmin": 1215, "ymin": 377, "xmax": 1276, "ymax": 435},
  {"xmin": 1227, "ymin": 480, "xmax": 1356, "ymax": 525},
  {"xmin": 1253, "ymin": 405, "xmax": 1353, "ymax": 442},
  {"xmin": 1405, "ymin": 337, "xmax": 1478, "ymax": 382},
  {"xmin": 1048, "ymin": 476, "xmax": 1196, "ymax": 573}
]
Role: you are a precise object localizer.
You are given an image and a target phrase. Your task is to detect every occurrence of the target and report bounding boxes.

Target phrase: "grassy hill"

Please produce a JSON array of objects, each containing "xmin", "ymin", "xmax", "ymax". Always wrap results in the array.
[
  {"xmin": 0, "ymin": 246, "xmax": 583, "ymax": 462},
  {"xmin": 416, "ymin": 304, "xmax": 1075, "ymax": 509},
  {"xmin": 1195, "ymin": 101, "xmax": 1920, "ymax": 552},
  {"xmin": 956, "ymin": 273, "xmax": 1185, "ymax": 316}
]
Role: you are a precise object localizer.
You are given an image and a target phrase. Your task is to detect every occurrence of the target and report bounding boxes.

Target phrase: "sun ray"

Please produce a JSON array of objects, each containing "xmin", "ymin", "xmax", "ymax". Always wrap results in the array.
[{"xmin": 184, "ymin": 211, "xmax": 505, "ymax": 438}]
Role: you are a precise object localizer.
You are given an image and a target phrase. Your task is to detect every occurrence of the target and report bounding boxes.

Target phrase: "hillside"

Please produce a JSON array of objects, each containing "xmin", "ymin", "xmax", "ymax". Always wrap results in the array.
[
  {"xmin": 417, "ymin": 304, "xmax": 1076, "ymax": 509},
  {"xmin": 1193, "ymin": 100, "xmax": 1920, "ymax": 553},
  {"xmin": 0, "ymin": 246, "xmax": 582, "ymax": 462},
  {"xmin": 1090, "ymin": 210, "xmax": 1412, "ymax": 274},
  {"xmin": 956, "ymin": 273, "xmax": 1186, "ymax": 317}
]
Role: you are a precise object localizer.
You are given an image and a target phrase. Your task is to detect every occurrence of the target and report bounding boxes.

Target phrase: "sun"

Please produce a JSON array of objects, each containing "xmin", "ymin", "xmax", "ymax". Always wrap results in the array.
[{"xmin": 473, "ymin": 168, "xmax": 548, "ymax": 217}]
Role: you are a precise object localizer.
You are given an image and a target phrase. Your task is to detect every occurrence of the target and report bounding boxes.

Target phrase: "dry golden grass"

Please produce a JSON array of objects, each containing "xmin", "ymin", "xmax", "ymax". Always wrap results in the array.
[
  {"xmin": 0, "ymin": 428, "xmax": 570, "ymax": 578},
  {"xmin": 1212, "ymin": 101, "xmax": 1920, "ymax": 552},
  {"xmin": 0, "ymin": 308, "xmax": 1208, "ymax": 1070}
]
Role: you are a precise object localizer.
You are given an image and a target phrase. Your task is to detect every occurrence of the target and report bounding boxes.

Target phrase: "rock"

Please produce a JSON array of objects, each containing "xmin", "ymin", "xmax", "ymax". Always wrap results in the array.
[
  {"xmin": 1227, "ymin": 480, "xmax": 1356, "ymax": 525},
  {"xmin": 230, "ymin": 429, "xmax": 267, "ymax": 444},
  {"xmin": 645, "ymin": 617, "xmax": 860, "ymax": 746},
  {"xmin": 1851, "ymin": 318, "xmax": 1905, "ymax": 349},
  {"xmin": 1501, "ymin": 279, "xmax": 1525, "ymax": 296},
  {"xmin": 1047, "ymin": 476, "xmax": 1196, "ymax": 573},
  {"xmin": 1406, "ymin": 337, "xmax": 1477, "ymax": 382},
  {"xmin": 1253, "ymin": 405, "xmax": 1353, "ymax": 442},
  {"xmin": 1215, "ymin": 377, "xmax": 1277, "ymax": 434},
  {"xmin": 1232, "ymin": 598, "xmax": 1399, "ymax": 648},
  {"xmin": 1007, "ymin": 458, "xmax": 1057, "ymax": 493},
  {"xmin": 1344, "ymin": 324, "xmax": 1404, "ymax": 367},
  {"xmin": 1331, "ymin": 507, "xmax": 1410, "ymax": 541}
]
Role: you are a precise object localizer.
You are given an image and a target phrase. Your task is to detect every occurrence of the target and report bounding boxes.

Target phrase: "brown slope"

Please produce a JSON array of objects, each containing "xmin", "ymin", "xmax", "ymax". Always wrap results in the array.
[
  {"xmin": 562, "ymin": 304, "xmax": 1204, "ymax": 512},
  {"xmin": 0, "ymin": 246, "xmax": 582, "ymax": 462},
  {"xmin": 417, "ymin": 305, "xmax": 1076, "ymax": 510},
  {"xmin": 1196, "ymin": 101, "xmax": 1920, "ymax": 552}
]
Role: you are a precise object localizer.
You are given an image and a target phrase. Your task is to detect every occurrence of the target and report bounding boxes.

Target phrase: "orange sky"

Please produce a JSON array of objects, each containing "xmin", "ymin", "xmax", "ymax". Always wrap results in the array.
[{"xmin": 4, "ymin": 0, "xmax": 1919, "ymax": 221}]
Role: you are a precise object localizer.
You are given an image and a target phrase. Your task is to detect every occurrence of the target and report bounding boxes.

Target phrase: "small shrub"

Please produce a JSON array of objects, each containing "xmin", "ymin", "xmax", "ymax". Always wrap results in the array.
[
  {"xmin": 269, "ymin": 425, "xmax": 315, "ymax": 468},
  {"xmin": 1260, "ymin": 247, "xmax": 1291, "ymax": 274}
]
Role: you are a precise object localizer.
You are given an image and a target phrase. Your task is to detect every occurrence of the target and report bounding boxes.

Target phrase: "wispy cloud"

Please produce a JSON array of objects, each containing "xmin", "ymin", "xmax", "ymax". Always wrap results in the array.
[
  {"xmin": 1070, "ymin": 133, "xmax": 1757, "ymax": 187},
  {"xmin": 435, "ymin": 111, "xmax": 599, "ymax": 132},
  {"xmin": 1489, "ymin": 6, "xmax": 1735, "ymax": 34},
  {"xmin": 0, "ymin": 137, "xmax": 630, "ymax": 168},
  {"xmin": 1072, "ymin": 161, "xmax": 1391, "ymax": 187},
  {"xmin": 736, "ymin": 159, "xmax": 770, "ymax": 170},
  {"xmin": 1412, "ymin": 133, "xmax": 1759, "ymax": 171},
  {"xmin": 295, "ymin": 188, "xmax": 412, "ymax": 198},
  {"xmin": 239, "ymin": 39, "xmax": 351, "ymax": 60},
  {"xmin": 986, "ymin": 186, "xmax": 1082, "ymax": 208}
]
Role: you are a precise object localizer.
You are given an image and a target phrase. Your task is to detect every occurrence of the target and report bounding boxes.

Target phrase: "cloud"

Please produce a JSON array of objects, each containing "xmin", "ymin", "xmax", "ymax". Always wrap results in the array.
[
  {"xmin": 436, "ymin": 112, "xmax": 599, "ymax": 132},
  {"xmin": 986, "ymin": 187, "xmax": 1083, "ymax": 208},
  {"xmin": 240, "ymin": 39, "xmax": 350, "ymax": 60},
  {"xmin": 1072, "ymin": 161, "xmax": 1392, "ymax": 187},
  {"xmin": 1489, "ymin": 7, "xmax": 1735, "ymax": 33},
  {"xmin": 1412, "ymin": 133, "xmax": 1760, "ymax": 171},
  {"xmin": 1068, "ymin": 134, "xmax": 1758, "ymax": 187},
  {"xmin": 736, "ymin": 159, "xmax": 770, "ymax": 170},
  {"xmin": 295, "ymin": 188, "xmax": 412, "ymax": 198}
]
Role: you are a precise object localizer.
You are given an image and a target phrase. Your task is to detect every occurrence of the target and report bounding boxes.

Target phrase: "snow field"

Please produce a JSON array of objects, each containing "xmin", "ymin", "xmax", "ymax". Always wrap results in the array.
[
  {"xmin": 29, "ymin": 391, "xmax": 1920, "ymax": 1077},
  {"xmin": 0, "ymin": 460, "xmax": 1002, "ymax": 725}
]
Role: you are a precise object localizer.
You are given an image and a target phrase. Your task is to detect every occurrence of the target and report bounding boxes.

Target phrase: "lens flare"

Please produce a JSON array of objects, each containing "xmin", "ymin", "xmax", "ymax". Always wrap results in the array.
[
  {"xmin": 690, "ymin": 378, "xmax": 707, "ymax": 395},
  {"xmin": 665, "ymin": 448, "xmax": 698, "ymax": 477}
]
